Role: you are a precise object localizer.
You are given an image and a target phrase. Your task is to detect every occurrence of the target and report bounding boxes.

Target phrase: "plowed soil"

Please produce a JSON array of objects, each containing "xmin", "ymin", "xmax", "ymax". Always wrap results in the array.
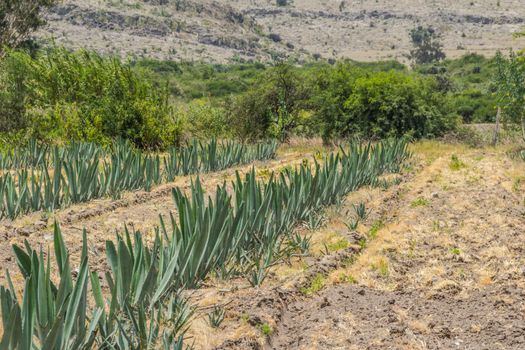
[
  {"xmin": 265, "ymin": 144, "xmax": 525, "ymax": 350},
  {"xmin": 190, "ymin": 142, "xmax": 525, "ymax": 350}
]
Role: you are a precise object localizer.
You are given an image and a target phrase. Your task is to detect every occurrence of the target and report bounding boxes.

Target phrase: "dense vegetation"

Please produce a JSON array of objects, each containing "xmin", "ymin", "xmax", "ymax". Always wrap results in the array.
[
  {"xmin": 0, "ymin": 8, "xmax": 523, "ymax": 348},
  {"xmin": 311, "ymin": 65, "xmax": 457, "ymax": 141},
  {"xmin": 0, "ymin": 44, "xmax": 506, "ymax": 149},
  {"xmin": 494, "ymin": 51, "xmax": 525, "ymax": 138},
  {"xmin": 0, "ymin": 48, "xmax": 177, "ymax": 149},
  {"xmin": 416, "ymin": 53, "xmax": 499, "ymax": 124}
]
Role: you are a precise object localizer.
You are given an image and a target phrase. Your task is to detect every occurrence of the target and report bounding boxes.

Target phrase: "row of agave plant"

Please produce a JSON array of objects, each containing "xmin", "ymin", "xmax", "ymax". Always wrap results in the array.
[
  {"xmin": 0, "ymin": 139, "xmax": 278, "ymax": 220},
  {"xmin": 0, "ymin": 140, "xmax": 49, "ymax": 170},
  {"xmin": 0, "ymin": 138, "xmax": 410, "ymax": 349}
]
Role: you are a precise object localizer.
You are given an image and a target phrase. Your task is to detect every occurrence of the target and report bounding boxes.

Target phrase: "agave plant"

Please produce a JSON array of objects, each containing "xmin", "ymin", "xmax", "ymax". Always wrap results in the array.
[
  {"xmin": 0, "ymin": 225, "xmax": 101, "ymax": 350},
  {"xmin": 0, "ymin": 138, "xmax": 278, "ymax": 221},
  {"xmin": 154, "ymin": 138, "xmax": 411, "ymax": 290},
  {"xmin": 208, "ymin": 305, "xmax": 225, "ymax": 328},
  {"xmin": 0, "ymin": 139, "xmax": 49, "ymax": 170},
  {"xmin": 353, "ymin": 203, "xmax": 369, "ymax": 220},
  {"xmin": 0, "ymin": 221, "xmax": 194, "ymax": 350},
  {"xmin": 0, "ymin": 138, "xmax": 409, "ymax": 349},
  {"xmin": 93, "ymin": 226, "xmax": 194, "ymax": 349}
]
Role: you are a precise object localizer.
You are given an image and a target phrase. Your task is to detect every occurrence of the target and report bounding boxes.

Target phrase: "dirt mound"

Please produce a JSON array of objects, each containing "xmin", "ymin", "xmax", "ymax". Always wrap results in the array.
[{"xmin": 270, "ymin": 284, "xmax": 525, "ymax": 349}]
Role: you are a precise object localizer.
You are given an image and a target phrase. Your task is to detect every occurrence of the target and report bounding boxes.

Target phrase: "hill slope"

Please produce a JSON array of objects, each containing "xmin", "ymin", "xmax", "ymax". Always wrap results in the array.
[{"xmin": 37, "ymin": 0, "xmax": 525, "ymax": 62}]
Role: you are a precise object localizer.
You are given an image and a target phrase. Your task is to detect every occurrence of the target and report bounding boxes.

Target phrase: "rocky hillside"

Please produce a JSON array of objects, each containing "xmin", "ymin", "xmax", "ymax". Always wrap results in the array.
[{"xmin": 37, "ymin": 0, "xmax": 525, "ymax": 63}]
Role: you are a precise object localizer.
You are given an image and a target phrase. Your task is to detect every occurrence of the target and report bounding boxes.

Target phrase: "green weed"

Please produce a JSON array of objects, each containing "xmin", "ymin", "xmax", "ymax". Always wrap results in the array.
[
  {"xmin": 259, "ymin": 323, "xmax": 273, "ymax": 336},
  {"xmin": 301, "ymin": 274, "xmax": 326, "ymax": 296},
  {"xmin": 410, "ymin": 197, "xmax": 429, "ymax": 207},
  {"xmin": 449, "ymin": 154, "xmax": 466, "ymax": 170},
  {"xmin": 327, "ymin": 238, "xmax": 349, "ymax": 252},
  {"xmin": 450, "ymin": 247, "xmax": 461, "ymax": 255},
  {"xmin": 368, "ymin": 220, "xmax": 384, "ymax": 239},
  {"xmin": 371, "ymin": 258, "xmax": 389, "ymax": 277}
]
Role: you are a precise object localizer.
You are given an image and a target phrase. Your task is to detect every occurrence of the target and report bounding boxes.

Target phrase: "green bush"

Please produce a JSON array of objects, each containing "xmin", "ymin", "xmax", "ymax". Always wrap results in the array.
[
  {"xmin": 417, "ymin": 53, "xmax": 498, "ymax": 123},
  {"xmin": 309, "ymin": 62, "xmax": 367, "ymax": 141},
  {"xmin": 451, "ymin": 88, "xmax": 495, "ymax": 123},
  {"xmin": 228, "ymin": 64, "xmax": 310, "ymax": 141},
  {"xmin": 0, "ymin": 48, "xmax": 178, "ymax": 149},
  {"xmin": 494, "ymin": 51, "xmax": 525, "ymax": 138},
  {"xmin": 312, "ymin": 65, "xmax": 457, "ymax": 140},
  {"xmin": 176, "ymin": 100, "xmax": 231, "ymax": 139},
  {"xmin": 342, "ymin": 71, "xmax": 457, "ymax": 138}
]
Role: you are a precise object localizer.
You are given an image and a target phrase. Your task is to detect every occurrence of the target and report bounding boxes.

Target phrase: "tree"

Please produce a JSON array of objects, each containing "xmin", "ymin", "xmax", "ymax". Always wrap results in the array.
[
  {"xmin": 408, "ymin": 26, "xmax": 446, "ymax": 65},
  {"xmin": 342, "ymin": 71, "xmax": 456, "ymax": 139},
  {"xmin": 229, "ymin": 63, "xmax": 310, "ymax": 141},
  {"xmin": 494, "ymin": 51, "xmax": 525, "ymax": 140},
  {"xmin": 0, "ymin": 0, "xmax": 57, "ymax": 55},
  {"xmin": 312, "ymin": 65, "xmax": 457, "ymax": 141}
]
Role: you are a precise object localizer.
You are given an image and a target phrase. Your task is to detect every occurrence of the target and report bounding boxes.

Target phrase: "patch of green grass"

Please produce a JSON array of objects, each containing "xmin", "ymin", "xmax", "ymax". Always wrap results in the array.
[
  {"xmin": 432, "ymin": 220, "xmax": 441, "ymax": 232},
  {"xmin": 368, "ymin": 220, "xmax": 384, "ymax": 239},
  {"xmin": 314, "ymin": 150, "xmax": 324, "ymax": 161},
  {"xmin": 257, "ymin": 167, "xmax": 272, "ymax": 179},
  {"xmin": 371, "ymin": 258, "xmax": 389, "ymax": 277},
  {"xmin": 449, "ymin": 247, "xmax": 461, "ymax": 255},
  {"xmin": 512, "ymin": 176, "xmax": 525, "ymax": 192},
  {"xmin": 278, "ymin": 164, "xmax": 293, "ymax": 173},
  {"xmin": 408, "ymin": 239, "xmax": 417, "ymax": 258},
  {"xmin": 327, "ymin": 238, "xmax": 349, "ymax": 252},
  {"xmin": 240, "ymin": 313, "xmax": 250, "ymax": 324},
  {"xmin": 402, "ymin": 164, "xmax": 415, "ymax": 173},
  {"xmin": 338, "ymin": 273, "xmax": 357, "ymax": 284},
  {"xmin": 259, "ymin": 323, "xmax": 273, "ymax": 336},
  {"xmin": 340, "ymin": 255, "xmax": 356, "ymax": 268},
  {"xmin": 301, "ymin": 273, "xmax": 326, "ymax": 296},
  {"xmin": 467, "ymin": 175, "xmax": 481, "ymax": 185},
  {"xmin": 410, "ymin": 197, "xmax": 429, "ymax": 208},
  {"xmin": 473, "ymin": 155, "xmax": 484, "ymax": 161},
  {"xmin": 449, "ymin": 154, "xmax": 466, "ymax": 171}
]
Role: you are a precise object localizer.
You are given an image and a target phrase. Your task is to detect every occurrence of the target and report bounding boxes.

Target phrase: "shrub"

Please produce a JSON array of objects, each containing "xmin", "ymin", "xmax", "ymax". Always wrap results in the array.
[
  {"xmin": 228, "ymin": 63, "xmax": 310, "ymax": 141},
  {"xmin": 309, "ymin": 62, "xmax": 367, "ymax": 141},
  {"xmin": 312, "ymin": 65, "xmax": 457, "ymax": 141},
  {"xmin": 451, "ymin": 88, "xmax": 495, "ymax": 123},
  {"xmin": 176, "ymin": 99, "xmax": 231, "ymax": 139},
  {"xmin": 342, "ymin": 71, "xmax": 457, "ymax": 139},
  {"xmin": 408, "ymin": 26, "xmax": 446, "ymax": 65},
  {"xmin": 0, "ymin": 48, "xmax": 177, "ymax": 149},
  {"xmin": 494, "ymin": 51, "xmax": 525, "ymax": 139}
]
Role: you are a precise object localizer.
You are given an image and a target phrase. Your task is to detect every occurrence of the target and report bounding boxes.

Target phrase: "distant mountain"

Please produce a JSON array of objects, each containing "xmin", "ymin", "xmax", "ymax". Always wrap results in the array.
[{"xmin": 36, "ymin": 0, "xmax": 525, "ymax": 63}]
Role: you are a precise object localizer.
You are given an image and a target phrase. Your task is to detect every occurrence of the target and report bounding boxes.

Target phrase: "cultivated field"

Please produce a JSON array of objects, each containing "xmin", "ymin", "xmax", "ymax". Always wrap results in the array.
[{"xmin": 2, "ymin": 133, "xmax": 525, "ymax": 349}]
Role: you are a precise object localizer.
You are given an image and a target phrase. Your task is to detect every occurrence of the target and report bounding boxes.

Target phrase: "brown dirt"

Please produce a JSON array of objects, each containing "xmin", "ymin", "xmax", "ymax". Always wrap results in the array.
[{"xmin": 195, "ymin": 141, "xmax": 525, "ymax": 350}]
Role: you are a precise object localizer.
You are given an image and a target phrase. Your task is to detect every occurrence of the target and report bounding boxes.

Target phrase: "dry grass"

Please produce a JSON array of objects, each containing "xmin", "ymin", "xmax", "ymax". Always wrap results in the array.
[{"xmin": 37, "ymin": 0, "xmax": 525, "ymax": 62}]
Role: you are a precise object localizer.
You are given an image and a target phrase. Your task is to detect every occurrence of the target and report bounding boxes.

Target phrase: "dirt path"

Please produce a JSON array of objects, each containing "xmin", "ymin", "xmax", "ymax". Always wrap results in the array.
[{"xmin": 266, "ymin": 145, "xmax": 525, "ymax": 349}]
